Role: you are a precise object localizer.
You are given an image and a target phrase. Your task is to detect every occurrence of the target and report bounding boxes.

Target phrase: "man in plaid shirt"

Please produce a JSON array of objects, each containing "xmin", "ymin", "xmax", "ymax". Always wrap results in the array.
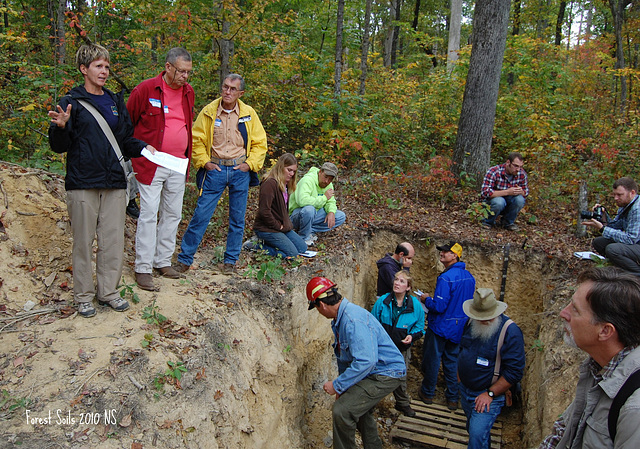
[
  {"xmin": 582, "ymin": 177, "xmax": 640, "ymax": 276},
  {"xmin": 480, "ymin": 152, "xmax": 528, "ymax": 231},
  {"xmin": 539, "ymin": 267, "xmax": 640, "ymax": 448}
]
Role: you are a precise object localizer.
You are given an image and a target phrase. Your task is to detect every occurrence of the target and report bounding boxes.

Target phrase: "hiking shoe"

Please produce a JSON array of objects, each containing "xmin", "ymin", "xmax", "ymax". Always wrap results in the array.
[
  {"xmin": 76, "ymin": 302, "xmax": 96, "ymax": 318},
  {"xmin": 304, "ymin": 234, "xmax": 318, "ymax": 246},
  {"xmin": 243, "ymin": 235, "xmax": 260, "ymax": 251},
  {"xmin": 418, "ymin": 390, "xmax": 433, "ymax": 405},
  {"xmin": 222, "ymin": 263, "xmax": 236, "ymax": 275},
  {"xmin": 136, "ymin": 272, "xmax": 158, "ymax": 291},
  {"xmin": 395, "ymin": 404, "xmax": 416, "ymax": 417},
  {"xmin": 154, "ymin": 266, "xmax": 182, "ymax": 279},
  {"xmin": 447, "ymin": 401, "xmax": 458, "ymax": 411},
  {"xmin": 504, "ymin": 223, "xmax": 520, "ymax": 231},
  {"xmin": 173, "ymin": 262, "xmax": 190, "ymax": 274},
  {"xmin": 481, "ymin": 222, "xmax": 493, "ymax": 229},
  {"xmin": 126, "ymin": 199, "xmax": 140, "ymax": 219},
  {"xmin": 98, "ymin": 297, "xmax": 130, "ymax": 312}
]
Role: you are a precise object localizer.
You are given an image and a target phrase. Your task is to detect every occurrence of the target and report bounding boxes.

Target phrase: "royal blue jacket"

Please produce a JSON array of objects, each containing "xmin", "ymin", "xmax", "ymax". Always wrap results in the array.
[
  {"xmin": 331, "ymin": 299, "xmax": 406, "ymax": 395},
  {"xmin": 424, "ymin": 261, "xmax": 475, "ymax": 344},
  {"xmin": 371, "ymin": 293, "xmax": 424, "ymax": 352}
]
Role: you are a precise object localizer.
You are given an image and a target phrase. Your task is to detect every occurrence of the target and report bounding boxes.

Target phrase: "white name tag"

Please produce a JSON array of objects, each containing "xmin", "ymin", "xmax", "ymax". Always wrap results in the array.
[
  {"xmin": 163, "ymin": 105, "xmax": 169, "ymax": 114},
  {"xmin": 149, "ymin": 98, "xmax": 161, "ymax": 108},
  {"xmin": 239, "ymin": 115, "xmax": 251, "ymax": 123},
  {"xmin": 476, "ymin": 357, "xmax": 489, "ymax": 367},
  {"xmin": 214, "ymin": 118, "xmax": 222, "ymax": 127}
]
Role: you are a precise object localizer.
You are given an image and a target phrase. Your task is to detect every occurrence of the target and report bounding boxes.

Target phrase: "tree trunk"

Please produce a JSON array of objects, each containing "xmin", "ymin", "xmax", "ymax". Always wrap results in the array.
[
  {"xmin": 332, "ymin": 0, "xmax": 345, "ymax": 128},
  {"xmin": 384, "ymin": 0, "xmax": 400, "ymax": 67},
  {"xmin": 359, "ymin": 0, "xmax": 373, "ymax": 96},
  {"xmin": 536, "ymin": 0, "xmax": 551, "ymax": 39},
  {"xmin": 576, "ymin": 181, "xmax": 588, "ymax": 237},
  {"xmin": 219, "ymin": 19, "xmax": 233, "ymax": 85},
  {"xmin": 48, "ymin": 0, "xmax": 66, "ymax": 64},
  {"xmin": 412, "ymin": 0, "xmax": 421, "ymax": 30},
  {"xmin": 2, "ymin": 0, "xmax": 8, "ymax": 29},
  {"xmin": 554, "ymin": 1, "xmax": 566, "ymax": 46},
  {"xmin": 453, "ymin": 0, "xmax": 511, "ymax": 183},
  {"xmin": 609, "ymin": 0, "xmax": 630, "ymax": 114},
  {"xmin": 512, "ymin": 0, "xmax": 521, "ymax": 36},
  {"xmin": 390, "ymin": 0, "xmax": 402, "ymax": 68},
  {"xmin": 447, "ymin": 0, "xmax": 462, "ymax": 74}
]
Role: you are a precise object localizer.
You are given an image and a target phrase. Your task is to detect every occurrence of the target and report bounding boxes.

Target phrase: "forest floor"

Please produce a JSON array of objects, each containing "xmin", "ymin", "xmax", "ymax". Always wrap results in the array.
[{"xmin": 0, "ymin": 161, "xmax": 592, "ymax": 449}]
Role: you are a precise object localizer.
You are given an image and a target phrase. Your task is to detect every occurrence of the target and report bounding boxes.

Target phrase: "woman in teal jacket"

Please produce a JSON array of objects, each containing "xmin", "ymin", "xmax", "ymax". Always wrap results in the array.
[{"xmin": 371, "ymin": 270, "xmax": 425, "ymax": 417}]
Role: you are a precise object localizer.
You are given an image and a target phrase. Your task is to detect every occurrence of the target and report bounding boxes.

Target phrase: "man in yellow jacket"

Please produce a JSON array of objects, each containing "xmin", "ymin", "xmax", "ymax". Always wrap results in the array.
[{"xmin": 175, "ymin": 74, "xmax": 267, "ymax": 274}]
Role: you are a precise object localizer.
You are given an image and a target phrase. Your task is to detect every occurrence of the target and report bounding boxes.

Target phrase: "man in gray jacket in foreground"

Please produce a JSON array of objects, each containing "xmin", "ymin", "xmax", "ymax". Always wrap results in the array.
[{"xmin": 539, "ymin": 267, "xmax": 640, "ymax": 448}]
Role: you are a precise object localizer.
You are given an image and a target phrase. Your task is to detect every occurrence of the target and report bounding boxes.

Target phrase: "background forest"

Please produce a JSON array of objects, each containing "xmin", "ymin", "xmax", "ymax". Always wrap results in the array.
[{"xmin": 0, "ymin": 0, "xmax": 639, "ymax": 224}]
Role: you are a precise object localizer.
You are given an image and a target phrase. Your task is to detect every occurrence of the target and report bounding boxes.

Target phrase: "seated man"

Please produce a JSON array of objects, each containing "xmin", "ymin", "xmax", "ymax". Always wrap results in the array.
[
  {"xmin": 480, "ymin": 152, "xmax": 528, "ymax": 231},
  {"xmin": 288, "ymin": 162, "xmax": 346, "ymax": 246},
  {"xmin": 582, "ymin": 177, "xmax": 640, "ymax": 276}
]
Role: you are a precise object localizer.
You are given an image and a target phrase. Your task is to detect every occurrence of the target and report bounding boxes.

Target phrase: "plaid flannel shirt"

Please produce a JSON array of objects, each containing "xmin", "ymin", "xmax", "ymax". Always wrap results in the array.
[
  {"xmin": 603, "ymin": 196, "xmax": 640, "ymax": 244},
  {"xmin": 480, "ymin": 163, "xmax": 529, "ymax": 200},
  {"xmin": 538, "ymin": 347, "xmax": 636, "ymax": 449}
]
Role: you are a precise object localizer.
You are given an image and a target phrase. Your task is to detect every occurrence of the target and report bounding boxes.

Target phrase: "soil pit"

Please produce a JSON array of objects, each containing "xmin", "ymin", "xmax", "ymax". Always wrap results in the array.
[{"xmin": 0, "ymin": 166, "xmax": 584, "ymax": 449}]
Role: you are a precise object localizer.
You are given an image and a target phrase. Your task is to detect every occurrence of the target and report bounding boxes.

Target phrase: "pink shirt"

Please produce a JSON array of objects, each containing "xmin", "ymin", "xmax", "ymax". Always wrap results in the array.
[{"xmin": 160, "ymin": 79, "xmax": 188, "ymax": 158}]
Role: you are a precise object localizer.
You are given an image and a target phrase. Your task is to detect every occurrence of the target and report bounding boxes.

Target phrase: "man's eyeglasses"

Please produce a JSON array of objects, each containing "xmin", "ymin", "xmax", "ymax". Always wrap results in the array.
[
  {"xmin": 222, "ymin": 85, "xmax": 242, "ymax": 93},
  {"xmin": 169, "ymin": 62, "xmax": 194, "ymax": 77}
]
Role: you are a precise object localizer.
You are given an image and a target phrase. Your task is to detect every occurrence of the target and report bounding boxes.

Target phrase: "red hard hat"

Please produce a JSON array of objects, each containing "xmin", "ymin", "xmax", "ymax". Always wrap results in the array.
[{"xmin": 306, "ymin": 277, "xmax": 337, "ymax": 309}]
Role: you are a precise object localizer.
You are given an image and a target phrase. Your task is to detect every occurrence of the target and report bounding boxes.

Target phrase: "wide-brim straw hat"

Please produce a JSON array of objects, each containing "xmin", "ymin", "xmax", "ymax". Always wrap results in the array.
[{"xmin": 463, "ymin": 288, "xmax": 507, "ymax": 321}]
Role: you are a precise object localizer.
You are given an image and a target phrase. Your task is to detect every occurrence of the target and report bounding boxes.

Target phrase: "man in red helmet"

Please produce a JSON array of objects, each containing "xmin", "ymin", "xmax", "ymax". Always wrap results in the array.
[{"xmin": 307, "ymin": 277, "xmax": 407, "ymax": 449}]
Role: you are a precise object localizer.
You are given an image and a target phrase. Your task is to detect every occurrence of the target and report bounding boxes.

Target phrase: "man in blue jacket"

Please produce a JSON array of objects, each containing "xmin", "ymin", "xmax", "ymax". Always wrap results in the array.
[
  {"xmin": 419, "ymin": 241, "xmax": 476, "ymax": 409},
  {"xmin": 307, "ymin": 277, "xmax": 406, "ymax": 449}
]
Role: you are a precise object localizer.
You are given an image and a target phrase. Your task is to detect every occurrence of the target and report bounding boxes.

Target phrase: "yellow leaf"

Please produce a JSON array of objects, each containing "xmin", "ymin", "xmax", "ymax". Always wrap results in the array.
[{"xmin": 19, "ymin": 104, "xmax": 36, "ymax": 112}]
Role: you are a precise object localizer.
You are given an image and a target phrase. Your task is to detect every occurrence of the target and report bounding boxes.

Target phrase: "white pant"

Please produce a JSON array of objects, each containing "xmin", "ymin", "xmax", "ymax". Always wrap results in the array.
[{"xmin": 135, "ymin": 166, "xmax": 186, "ymax": 273}]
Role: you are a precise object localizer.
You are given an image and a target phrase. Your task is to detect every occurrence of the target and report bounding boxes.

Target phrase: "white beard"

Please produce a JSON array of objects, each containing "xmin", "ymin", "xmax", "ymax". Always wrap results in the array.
[
  {"xmin": 469, "ymin": 318, "xmax": 502, "ymax": 342},
  {"xmin": 563, "ymin": 323, "xmax": 578, "ymax": 348}
]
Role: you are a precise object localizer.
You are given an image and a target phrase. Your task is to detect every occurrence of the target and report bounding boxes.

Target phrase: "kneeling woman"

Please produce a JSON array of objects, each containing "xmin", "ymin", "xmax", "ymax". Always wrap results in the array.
[
  {"xmin": 371, "ymin": 270, "xmax": 425, "ymax": 417},
  {"xmin": 253, "ymin": 153, "xmax": 307, "ymax": 258}
]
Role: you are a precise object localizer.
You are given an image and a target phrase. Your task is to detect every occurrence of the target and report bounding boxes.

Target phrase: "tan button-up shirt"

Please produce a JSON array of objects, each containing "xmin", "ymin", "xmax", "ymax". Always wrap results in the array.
[{"xmin": 211, "ymin": 102, "xmax": 245, "ymax": 160}]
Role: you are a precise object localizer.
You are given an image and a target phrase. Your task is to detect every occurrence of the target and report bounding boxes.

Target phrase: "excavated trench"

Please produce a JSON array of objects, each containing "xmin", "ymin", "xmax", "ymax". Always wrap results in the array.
[{"xmin": 291, "ymin": 229, "xmax": 573, "ymax": 449}]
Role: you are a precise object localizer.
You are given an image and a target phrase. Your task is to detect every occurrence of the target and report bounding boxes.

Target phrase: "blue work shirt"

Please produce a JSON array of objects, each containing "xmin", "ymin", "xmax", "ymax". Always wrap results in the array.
[
  {"xmin": 457, "ymin": 314, "xmax": 525, "ymax": 391},
  {"xmin": 331, "ymin": 298, "xmax": 406, "ymax": 394},
  {"xmin": 603, "ymin": 195, "xmax": 640, "ymax": 244}
]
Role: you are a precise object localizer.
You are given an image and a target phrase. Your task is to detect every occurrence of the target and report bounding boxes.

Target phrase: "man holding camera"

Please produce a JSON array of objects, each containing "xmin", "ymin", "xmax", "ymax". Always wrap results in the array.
[{"xmin": 583, "ymin": 177, "xmax": 640, "ymax": 276}]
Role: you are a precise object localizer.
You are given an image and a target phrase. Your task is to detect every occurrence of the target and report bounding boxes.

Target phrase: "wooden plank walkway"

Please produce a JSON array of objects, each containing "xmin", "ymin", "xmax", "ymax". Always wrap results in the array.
[{"xmin": 390, "ymin": 400, "xmax": 502, "ymax": 449}]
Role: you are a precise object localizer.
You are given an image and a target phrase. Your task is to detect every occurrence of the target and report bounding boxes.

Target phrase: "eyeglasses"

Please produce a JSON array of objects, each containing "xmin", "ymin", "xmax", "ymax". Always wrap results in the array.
[
  {"xmin": 169, "ymin": 62, "xmax": 194, "ymax": 77},
  {"xmin": 222, "ymin": 84, "xmax": 242, "ymax": 93}
]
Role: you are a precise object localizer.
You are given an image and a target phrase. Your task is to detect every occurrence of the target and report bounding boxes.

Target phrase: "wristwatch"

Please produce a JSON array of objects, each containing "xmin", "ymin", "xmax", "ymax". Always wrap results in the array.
[{"xmin": 487, "ymin": 390, "xmax": 495, "ymax": 398}]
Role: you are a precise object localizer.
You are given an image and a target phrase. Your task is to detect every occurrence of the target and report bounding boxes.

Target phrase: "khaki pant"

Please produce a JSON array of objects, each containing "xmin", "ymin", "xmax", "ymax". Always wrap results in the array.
[
  {"xmin": 332, "ymin": 374, "xmax": 403, "ymax": 449},
  {"xmin": 66, "ymin": 189, "xmax": 126, "ymax": 304}
]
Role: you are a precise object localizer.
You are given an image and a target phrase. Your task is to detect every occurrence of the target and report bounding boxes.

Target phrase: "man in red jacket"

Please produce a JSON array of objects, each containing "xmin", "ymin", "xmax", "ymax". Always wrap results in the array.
[{"xmin": 127, "ymin": 47, "xmax": 195, "ymax": 291}]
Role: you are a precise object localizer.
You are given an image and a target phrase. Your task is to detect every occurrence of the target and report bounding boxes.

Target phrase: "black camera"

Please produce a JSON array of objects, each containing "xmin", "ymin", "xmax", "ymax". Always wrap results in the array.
[{"xmin": 580, "ymin": 205, "xmax": 605, "ymax": 221}]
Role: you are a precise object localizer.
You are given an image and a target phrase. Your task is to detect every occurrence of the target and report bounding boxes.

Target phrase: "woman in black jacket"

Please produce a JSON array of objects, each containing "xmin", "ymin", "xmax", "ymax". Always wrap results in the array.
[{"xmin": 48, "ymin": 44, "xmax": 155, "ymax": 318}]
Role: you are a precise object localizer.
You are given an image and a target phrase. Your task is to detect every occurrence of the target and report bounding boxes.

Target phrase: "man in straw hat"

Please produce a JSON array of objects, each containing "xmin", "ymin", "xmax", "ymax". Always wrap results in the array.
[
  {"xmin": 539, "ymin": 267, "xmax": 640, "ymax": 448},
  {"xmin": 306, "ymin": 276, "xmax": 406, "ymax": 449},
  {"xmin": 457, "ymin": 288, "xmax": 525, "ymax": 449},
  {"xmin": 419, "ymin": 241, "xmax": 476, "ymax": 410}
]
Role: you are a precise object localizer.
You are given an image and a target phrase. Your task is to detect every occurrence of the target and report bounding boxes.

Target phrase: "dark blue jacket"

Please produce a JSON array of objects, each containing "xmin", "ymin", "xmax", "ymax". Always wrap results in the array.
[
  {"xmin": 457, "ymin": 315, "xmax": 525, "ymax": 391},
  {"xmin": 49, "ymin": 86, "xmax": 145, "ymax": 191},
  {"xmin": 424, "ymin": 261, "xmax": 475, "ymax": 344},
  {"xmin": 371, "ymin": 293, "xmax": 425, "ymax": 352},
  {"xmin": 376, "ymin": 253, "xmax": 405, "ymax": 297}
]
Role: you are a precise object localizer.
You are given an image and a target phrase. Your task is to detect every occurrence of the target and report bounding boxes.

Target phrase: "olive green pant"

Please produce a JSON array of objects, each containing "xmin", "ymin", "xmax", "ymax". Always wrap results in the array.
[{"xmin": 332, "ymin": 374, "xmax": 403, "ymax": 449}]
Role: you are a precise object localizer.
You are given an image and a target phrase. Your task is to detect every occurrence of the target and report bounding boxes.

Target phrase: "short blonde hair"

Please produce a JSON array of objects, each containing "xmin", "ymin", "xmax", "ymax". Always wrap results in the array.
[
  {"xmin": 394, "ymin": 270, "xmax": 413, "ymax": 290},
  {"xmin": 76, "ymin": 44, "xmax": 110, "ymax": 72}
]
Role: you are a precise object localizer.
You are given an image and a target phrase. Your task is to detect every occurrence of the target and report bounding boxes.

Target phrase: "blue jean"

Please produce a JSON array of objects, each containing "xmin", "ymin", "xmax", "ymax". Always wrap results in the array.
[
  {"xmin": 483, "ymin": 195, "xmax": 525, "ymax": 226},
  {"xmin": 420, "ymin": 328, "xmax": 460, "ymax": 401},
  {"xmin": 459, "ymin": 383, "xmax": 505, "ymax": 449},
  {"xmin": 290, "ymin": 205, "xmax": 346, "ymax": 240},
  {"xmin": 254, "ymin": 229, "xmax": 307, "ymax": 258},
  {"xmin": 178, "ymin": 167, "xmax": 249, "ymax": 266}
]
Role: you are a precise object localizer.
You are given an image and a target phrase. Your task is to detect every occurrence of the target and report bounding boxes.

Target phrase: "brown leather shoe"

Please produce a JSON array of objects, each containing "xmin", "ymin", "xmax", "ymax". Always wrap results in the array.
[
  {"xmin": 135, "ymin": 272, "xmax": 158, "ymax": 292},
  {"xmin": 154, "ymin": 266, "xmax": 182, "ymax": 279},
  {"xmin": 418, "ymin": 389, "xmax": 433, "ymax": 405},
  {"xmin": 395, "ymin": 404, "xmax": 416, "ymax": 417},
  {"xmin": 447, "ymin": 401, "xmax": 458, "ymax": 410},
  {"xmin": 222, "ymin": 263, "xmax": 236, "ymax": 275},
  {"xmin": 173, "ymin": 262, "xmax": 190, "ymax": 274}
]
